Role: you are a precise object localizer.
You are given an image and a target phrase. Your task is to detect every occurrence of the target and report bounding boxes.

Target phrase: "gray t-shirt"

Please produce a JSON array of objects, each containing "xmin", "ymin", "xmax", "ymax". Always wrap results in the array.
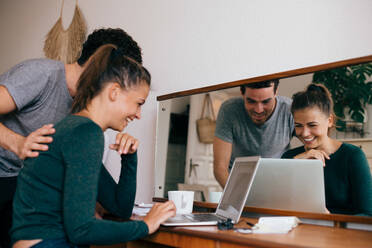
[
  {"xmin": 0, "ymin": 59, "xmax": 73, "ymax": 176},
  {"xmin": 215, "ymin": 96, "xmax": 294, "ymax": 170}
]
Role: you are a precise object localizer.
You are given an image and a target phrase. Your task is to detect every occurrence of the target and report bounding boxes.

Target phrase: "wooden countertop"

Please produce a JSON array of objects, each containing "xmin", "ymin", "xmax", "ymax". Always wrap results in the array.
[
  {"xmin": 132, "ymin": 217, "xmax": 372, "ymax": 248},
  {"xmin": 153, "ymin": 197, "xmax": 372, "ymax": 226},
  {"xmin": 98, "ymin": 201, "xmax": 372, "ymax": 248}
]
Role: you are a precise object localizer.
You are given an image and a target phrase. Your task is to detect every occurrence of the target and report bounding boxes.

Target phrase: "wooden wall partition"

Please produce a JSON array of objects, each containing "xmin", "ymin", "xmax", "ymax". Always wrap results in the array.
[{"xmin": 157, "ymin": 55, "xmax": 372, "ymax": 101}]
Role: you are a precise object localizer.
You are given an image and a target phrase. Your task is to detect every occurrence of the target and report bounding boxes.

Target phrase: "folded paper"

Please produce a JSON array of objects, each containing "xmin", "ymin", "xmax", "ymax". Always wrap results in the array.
[{"xmin": 252, "ymin": 216, "xmax": 300, "ymax": 234}]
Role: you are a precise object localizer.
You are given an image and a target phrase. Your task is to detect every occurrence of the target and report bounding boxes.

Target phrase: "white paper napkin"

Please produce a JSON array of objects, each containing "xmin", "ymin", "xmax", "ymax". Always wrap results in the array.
[
  {"xmin": 252, "ymin": 216, "xmax": 300, "ymax": 234},
  {"xmin": 132, "ymin": 203, "xmax": 153, "ymax": 216}
]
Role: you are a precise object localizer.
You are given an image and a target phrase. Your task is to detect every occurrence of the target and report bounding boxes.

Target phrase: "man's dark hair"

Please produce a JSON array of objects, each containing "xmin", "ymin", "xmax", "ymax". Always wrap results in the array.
[
  {"xmin": 240, "ymin": 79, "xmax": 279, "ymax": 95},
  {"xmin": 77, "ymin": 28, "xmax": 142, "ymax": 65}
]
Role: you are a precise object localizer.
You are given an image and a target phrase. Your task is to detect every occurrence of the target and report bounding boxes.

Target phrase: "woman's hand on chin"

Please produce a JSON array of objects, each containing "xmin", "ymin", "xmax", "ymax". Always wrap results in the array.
[
  {"xmin": 294, "ymin": 149, "xmax": 330, "ymax": 167},
  {"xmin": 109, "ymin": 132, "xmax": 139, "ymax": 155}
]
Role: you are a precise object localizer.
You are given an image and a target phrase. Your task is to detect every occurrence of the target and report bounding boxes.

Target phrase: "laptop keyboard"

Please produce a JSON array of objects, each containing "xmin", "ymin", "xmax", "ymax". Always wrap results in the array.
[{"xmin": 184, "ymin": 213, "xmax": 223, "ymax": 222}]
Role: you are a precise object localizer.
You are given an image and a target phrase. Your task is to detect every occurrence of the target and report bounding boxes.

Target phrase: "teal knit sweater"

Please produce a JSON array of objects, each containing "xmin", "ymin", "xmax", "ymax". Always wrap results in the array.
[{"xmin": 11, "ymin": 115, "xmax": 148, "ymax": 245}]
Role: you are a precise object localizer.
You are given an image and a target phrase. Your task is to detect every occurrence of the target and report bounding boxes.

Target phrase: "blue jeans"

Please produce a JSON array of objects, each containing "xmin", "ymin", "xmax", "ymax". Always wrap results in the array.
[{"xmin": 30, "ymin": 239, "xmax": 81, "ymax": 248}]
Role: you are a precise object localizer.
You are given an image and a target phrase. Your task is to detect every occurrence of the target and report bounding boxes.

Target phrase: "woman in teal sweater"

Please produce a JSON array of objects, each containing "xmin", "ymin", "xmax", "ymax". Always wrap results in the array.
[
  {"xmin": 282, "ymin": 84, "xmax": 372, "ymax": 216},
  {"xmin": 11, "ymin": 44, "xmax": 176, "ymax": 248}
]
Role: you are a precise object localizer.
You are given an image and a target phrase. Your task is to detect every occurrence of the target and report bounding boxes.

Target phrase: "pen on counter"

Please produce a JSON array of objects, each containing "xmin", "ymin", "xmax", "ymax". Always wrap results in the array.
[{"xmin": 246, "ymin": 221, "xmax": 255, "ymax": 227}]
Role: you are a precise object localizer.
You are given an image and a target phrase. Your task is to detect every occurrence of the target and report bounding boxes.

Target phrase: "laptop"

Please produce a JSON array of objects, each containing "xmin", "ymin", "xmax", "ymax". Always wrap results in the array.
[
  {"xmin": 162, "ymin": 156, "xmax": 260, "ymax": 226},
  {"xmin": 245, "ymin": 158, "xmax": 327, "ymax": 213}
]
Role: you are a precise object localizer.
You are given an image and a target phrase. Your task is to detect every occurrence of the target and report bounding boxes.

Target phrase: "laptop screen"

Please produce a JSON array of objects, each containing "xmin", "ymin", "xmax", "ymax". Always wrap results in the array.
[
  {"xmin": 216, "ymin": 156, "xmax": 259, "ymax": 222},
  {"xmin": 245, "ymin": 158, "xmax": 326, "ymax": 213}
]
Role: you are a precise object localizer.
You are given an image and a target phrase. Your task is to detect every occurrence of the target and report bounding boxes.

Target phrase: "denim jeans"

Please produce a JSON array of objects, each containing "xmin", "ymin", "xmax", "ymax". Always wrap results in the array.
[
  {"xmin": 30, "ymin": 239, "xmax": 80, "ymax": 248},
  {"xmin": 0, "ymin": 176, "xmax": 17, "ymax": 248}
]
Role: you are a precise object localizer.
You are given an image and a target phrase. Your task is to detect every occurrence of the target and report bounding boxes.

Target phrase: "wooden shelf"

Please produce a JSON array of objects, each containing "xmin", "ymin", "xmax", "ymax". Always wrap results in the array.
[{"xmin": 153, "ymin": 197, "xmax": 372, "ymax": 227}]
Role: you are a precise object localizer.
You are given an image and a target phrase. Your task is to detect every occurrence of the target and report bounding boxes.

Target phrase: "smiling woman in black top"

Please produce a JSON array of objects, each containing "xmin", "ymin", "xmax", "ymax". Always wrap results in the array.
[
  {"xmin": 11, "ymin": 44, "xmax": 176, "ymax": 248},
  {"xmin": 282, "ymin": 83, "xmax": 372, "ymax": 216}
]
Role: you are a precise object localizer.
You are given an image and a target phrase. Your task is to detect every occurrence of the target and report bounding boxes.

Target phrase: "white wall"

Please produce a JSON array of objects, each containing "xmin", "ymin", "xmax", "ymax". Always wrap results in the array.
[{"xmin": 1, "ymin": 0, "xmax": 371, "ymax": 202}]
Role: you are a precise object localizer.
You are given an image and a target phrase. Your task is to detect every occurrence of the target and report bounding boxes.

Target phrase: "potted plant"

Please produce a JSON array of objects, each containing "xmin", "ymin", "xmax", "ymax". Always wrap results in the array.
[{"xmin": 312, "ymin": 62, "xmax": 372, "ymax": 132}]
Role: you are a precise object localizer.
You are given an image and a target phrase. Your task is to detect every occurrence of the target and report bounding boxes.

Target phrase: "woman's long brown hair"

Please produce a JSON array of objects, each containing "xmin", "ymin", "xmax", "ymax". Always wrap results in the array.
[{"xmin": 71, "ymin": 44, "xmax": 151, "ymax": 114}]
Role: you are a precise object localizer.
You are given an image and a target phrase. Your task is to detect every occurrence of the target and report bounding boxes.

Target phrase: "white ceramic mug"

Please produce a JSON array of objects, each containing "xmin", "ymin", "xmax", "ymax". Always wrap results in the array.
[
  {"xmin": 208, "ymin": 191, "xmax": 223, "ymax": 203},
  {"xmin": 168, "ymin": 191, "xmax": 194, "ymax": 214}
]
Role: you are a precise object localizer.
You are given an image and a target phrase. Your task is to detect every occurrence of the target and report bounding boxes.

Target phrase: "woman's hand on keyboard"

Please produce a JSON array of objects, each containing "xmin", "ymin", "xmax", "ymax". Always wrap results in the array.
[{"xmin": 144, "ymin": 201, "xmax": 176, "ymax": 234}]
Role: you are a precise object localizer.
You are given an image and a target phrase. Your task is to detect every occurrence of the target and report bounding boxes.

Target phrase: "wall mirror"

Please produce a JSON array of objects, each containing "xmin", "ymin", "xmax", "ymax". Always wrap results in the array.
[{"xmin": 154, "ymin": 56, "xmax": 372, "ymax": 207}]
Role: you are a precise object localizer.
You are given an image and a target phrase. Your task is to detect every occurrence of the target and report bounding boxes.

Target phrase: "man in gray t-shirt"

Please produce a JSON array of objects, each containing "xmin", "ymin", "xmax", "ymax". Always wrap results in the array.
[
  {"xmin": 0, "ymin": 59, "xmax": 72, "ymax": 176},
  {"xmin": 0, "ymin": 28, "xmax": 142, "ymax": 248},
  {"xmin": 213, "ymin": 80, "xmax": 294, "ymax": 188}
]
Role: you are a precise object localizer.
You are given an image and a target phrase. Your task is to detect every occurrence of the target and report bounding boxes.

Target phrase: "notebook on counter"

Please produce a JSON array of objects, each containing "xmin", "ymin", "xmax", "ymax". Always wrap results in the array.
[{"xmin": 162, "ymin": 156, "xmax": 260, "ymax": 226}]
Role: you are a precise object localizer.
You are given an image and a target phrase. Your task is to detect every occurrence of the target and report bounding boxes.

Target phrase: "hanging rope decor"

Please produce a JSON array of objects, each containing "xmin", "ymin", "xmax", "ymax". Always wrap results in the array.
[{"xmin": 43, "ymin": 0, "xmax": 87, "ymax": 63}]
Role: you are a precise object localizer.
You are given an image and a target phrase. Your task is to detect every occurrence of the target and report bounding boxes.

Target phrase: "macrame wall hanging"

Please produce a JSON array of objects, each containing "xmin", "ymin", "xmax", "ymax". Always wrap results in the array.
[{"xmin": 43, "ymin": 0, "xmax": 87, "ymax": 63}]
